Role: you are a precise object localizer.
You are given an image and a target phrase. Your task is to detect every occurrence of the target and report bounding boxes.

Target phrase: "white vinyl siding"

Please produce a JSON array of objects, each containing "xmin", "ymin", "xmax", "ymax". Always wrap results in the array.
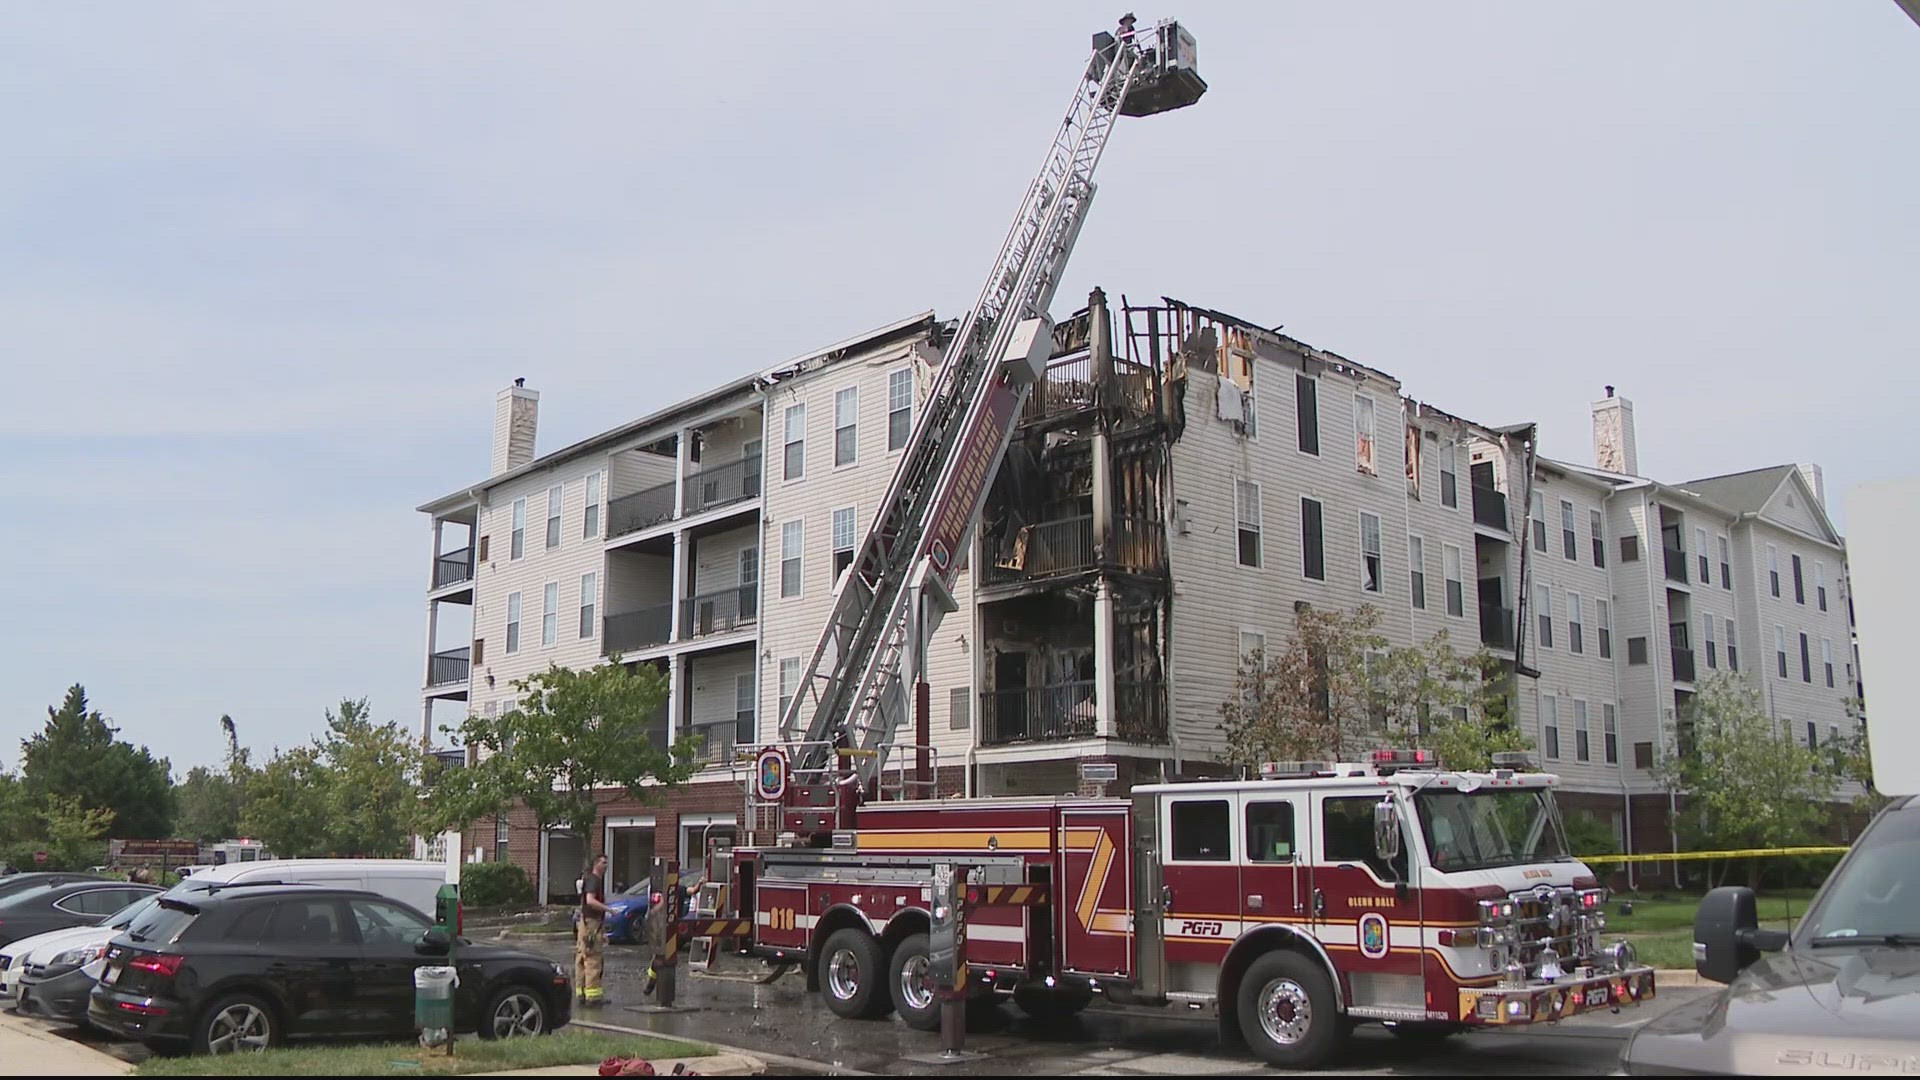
[
  {"xmin": 578, "ymin": 572, "xmax": 596, "ymax": 640},
  {"xmin": 542, "ymin": 581, "xmax": 558, "ymax": 647},
  {"xmin": 783, "ymin": 404, "xmax": 806, "ymax": 481},
  {"xmin": 781, "ymin": 521, "xmax": 804, "ymax": 598},
  {"xmin": 888, "ymin": 368, "xmax": 912, "ymax": 451},
  {"xmin": 506, "ymin": 591, "xmax": 522, "ymax": 654},
  {"xmin": 834, "ymin": 386, "xmax": 859, "ymax": 467}
]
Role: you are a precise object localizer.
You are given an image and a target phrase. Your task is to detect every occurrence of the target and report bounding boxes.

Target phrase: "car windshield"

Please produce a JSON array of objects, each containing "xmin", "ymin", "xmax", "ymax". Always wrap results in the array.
[
  {"xmin": 125, "ymin": 901, "xmax": 197, "ymax": 945},
  {"xmin": 1798, "ymin": 803, "xmax": 1920, "ymax": 945},
  {"xmin": 1414, "ymin": 787, "xmax": 1572, "ymax": 872},
  {"xmin": 615, "ymin": 879, "xmax": 650, "ymax": 899},
  {"xmin": 106, "ymin": 895, "xmax": 161, "ymax": 930}
]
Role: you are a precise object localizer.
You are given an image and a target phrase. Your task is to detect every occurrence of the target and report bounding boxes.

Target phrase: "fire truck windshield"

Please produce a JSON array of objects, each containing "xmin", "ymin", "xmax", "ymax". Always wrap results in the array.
[{"xmin": 1413, "ymin": 788, "xmax": 1572, "ymax": 872}]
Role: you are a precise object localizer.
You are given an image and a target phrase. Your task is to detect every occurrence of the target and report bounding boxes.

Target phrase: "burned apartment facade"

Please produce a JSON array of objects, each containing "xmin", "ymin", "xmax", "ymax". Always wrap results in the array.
[{"xmin": 416, "ymin": 293, "xmax": 1855, "ymax": 898}]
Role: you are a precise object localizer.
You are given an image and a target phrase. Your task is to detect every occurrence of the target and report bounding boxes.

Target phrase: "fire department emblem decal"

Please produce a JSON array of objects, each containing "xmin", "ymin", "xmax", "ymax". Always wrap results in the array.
[
  {"xmin": 1358, "ymin": 913, "xmax": 1390, "ymax": 959},
  {"xmin": 929, "ymin": 539, "xmax": 951, "ymax": 572}
]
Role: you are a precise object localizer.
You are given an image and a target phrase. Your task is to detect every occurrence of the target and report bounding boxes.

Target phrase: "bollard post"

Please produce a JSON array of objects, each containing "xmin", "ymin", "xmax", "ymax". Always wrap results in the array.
[{"xmin": 658, "ymin": 859, "xmax": 680, "ymax": 1009}]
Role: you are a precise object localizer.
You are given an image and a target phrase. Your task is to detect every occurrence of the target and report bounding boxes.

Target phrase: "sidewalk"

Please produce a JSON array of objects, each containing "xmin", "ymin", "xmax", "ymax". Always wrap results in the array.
[
  {"xmin": 0, "ymin": 1012, "xmax": 130, "ymax": 1076},
  {"xmin": 476, "ymin": 1053, "xmax": 762, "ymax": 1076}
]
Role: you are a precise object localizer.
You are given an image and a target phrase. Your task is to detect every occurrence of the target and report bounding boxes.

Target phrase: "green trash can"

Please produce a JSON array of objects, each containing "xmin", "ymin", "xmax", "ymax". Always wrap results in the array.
[{"xmin": 415, "ymin": 965, "xmax": 457, "ymax": 1036}]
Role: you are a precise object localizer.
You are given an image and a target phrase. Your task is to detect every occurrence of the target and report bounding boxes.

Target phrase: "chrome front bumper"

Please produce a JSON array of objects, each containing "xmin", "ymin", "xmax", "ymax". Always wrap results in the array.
[{"xmin": 1458, "ymin": 965, "xmax": 1657, "ymax": 1025}]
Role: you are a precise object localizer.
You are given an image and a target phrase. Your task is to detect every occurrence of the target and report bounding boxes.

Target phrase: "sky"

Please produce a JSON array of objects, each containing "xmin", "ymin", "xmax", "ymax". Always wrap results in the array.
[{"xmin": 2, "ymin": 2, "xmax": 1915, "ymax": 775}]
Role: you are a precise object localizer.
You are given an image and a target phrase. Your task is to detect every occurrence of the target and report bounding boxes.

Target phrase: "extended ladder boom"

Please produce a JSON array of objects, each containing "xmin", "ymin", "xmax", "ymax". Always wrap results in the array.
[{"xmin": 777, "ymin": 20, "xmax": 1206, "ymax": 789}]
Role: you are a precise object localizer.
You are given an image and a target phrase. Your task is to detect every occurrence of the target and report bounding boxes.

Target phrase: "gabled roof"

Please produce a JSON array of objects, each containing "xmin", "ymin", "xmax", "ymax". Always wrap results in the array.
[{"xmin": 1680, "ymin": 465, "xmax": 1799, "ymax": 516}]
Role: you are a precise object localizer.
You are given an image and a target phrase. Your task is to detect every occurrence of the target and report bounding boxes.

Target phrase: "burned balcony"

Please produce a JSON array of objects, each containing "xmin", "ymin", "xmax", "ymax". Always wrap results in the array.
[
  {"xmin": 983, "ymin": 515, "xmax": 1166, "ymax": 588},
  {"xmin": 603, "ymin": 603, "xmax": 672, "ymax": 655},
  {"xmin": 981, "ymin": 680, "xmax": 1097, "ymax": 745},
  {"xmin": 683, "ymin": 454, "xmax": 762, "ymax": 517},
  {"xmin": 1020, "ymin": 355, "xmax": 1160, "ymax": 430},
  {"xmin": 1114, "ymin": 681, "xmax": 1170, "ymax": 743},
  {"xmin": 433, "ymin": 547, "xmax": 474, "ymax": 590},
  {"xmin": 428, "ymin": 647, "xmax": 470, "ymax": 688},
  {"xmin": 1471, "ymin": 486, "xmax": 1509, "ymax": 532},
  {"xmin": 609, "ymin": 482, "xmax": 676, "ymax": 538},
  {"xmin": 681, "ymin": 585, "xmax": 757, "ymax": 639}
]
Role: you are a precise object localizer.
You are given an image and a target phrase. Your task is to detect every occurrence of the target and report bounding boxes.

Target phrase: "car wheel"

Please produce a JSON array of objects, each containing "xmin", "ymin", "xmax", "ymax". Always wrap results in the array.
[
  {"xmin": 818, "ymin": 928, "xmax": 891, "ymax": 1020},
  {"xmin": 887, "ymin": 933, "xmax": 941, "ymax": 1031},
  {"xmin": 1237, "ymin": 951, "xmax": 1343, "ymax": 1069},
  {"xmin": 192, "ymin": 993, "xmax": 278, "ymax": 1056},
  {"xmin": 479, "ymin": 985, "xmax": 551, "ymax": 1039}
]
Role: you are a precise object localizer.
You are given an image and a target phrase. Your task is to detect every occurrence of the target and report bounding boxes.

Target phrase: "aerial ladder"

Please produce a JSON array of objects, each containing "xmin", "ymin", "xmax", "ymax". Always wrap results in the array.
[{"xmin": 772, "ymin": 17, "xmax": 1207, "ymax": 835}]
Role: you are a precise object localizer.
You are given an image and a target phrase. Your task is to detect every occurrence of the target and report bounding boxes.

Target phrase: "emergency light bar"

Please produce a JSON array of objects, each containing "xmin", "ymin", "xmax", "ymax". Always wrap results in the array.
[
  {"xmin": 1370, "ymin": 748, "xmax": 1439, "ymax": 769},
  {"xmin": 1490, "ymin": 751, "xmax": 1536, "ymax": 771},
  {"xmin": 1260, "ymin": 761, "xmax": 1334, "ymax": 779}
]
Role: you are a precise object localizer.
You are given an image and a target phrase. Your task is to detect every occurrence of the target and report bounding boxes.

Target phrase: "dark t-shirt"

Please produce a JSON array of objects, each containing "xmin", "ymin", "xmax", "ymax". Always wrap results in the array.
[{"xmin": 580, "ymin": 871, "xmax": 605, "ymax": 915}]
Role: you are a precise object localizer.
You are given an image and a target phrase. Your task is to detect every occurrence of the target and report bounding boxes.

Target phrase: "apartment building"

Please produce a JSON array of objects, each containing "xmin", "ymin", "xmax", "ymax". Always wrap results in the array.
[{"xmin": 416, "ymin": 294, "xmax": 1856, "ymax": 898}]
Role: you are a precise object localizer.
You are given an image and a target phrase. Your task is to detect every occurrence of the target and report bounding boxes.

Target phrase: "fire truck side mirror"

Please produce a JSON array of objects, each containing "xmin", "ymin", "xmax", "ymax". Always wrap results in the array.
[{"xmin": 1373, "ymin": 798, "xmax": 1402, "ymax": 864}]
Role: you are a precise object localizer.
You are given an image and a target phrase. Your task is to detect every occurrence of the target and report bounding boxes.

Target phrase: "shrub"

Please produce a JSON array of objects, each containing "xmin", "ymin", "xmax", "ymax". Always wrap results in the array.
[{"xmin": 461, "ymin": 860, "xmax": 535, "ymax": 906}]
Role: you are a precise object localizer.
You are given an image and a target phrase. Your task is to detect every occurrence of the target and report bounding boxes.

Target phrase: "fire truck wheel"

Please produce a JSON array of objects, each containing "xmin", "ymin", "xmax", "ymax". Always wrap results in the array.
[
  {"xmin": 887, "ymin": 933, "xmax": 942, "ymax": 1031},
  {"xmin": 1011, "ymin": 981, "xmax": 1092, "ymax": 1021},
  {"xmin": 819, "ymin": 928, "xmax": 892, "ymax": 1020},
  {"xmin": 1237, "ymin": 951, "xmax": 1341, "ymax": 1069}
]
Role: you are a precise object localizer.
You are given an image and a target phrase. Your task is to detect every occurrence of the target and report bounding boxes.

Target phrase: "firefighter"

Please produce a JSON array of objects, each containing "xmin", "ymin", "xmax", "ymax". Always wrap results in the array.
[{"xmin": 575, "ymin": 854, "xmax": 610, "ymax": 1007}]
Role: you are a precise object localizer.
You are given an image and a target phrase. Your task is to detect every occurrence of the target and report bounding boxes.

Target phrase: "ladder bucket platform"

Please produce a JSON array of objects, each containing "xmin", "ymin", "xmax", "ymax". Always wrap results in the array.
[{"xmin": 1119, "ymin": 21, "xmax": 1208, "ymax": 117}]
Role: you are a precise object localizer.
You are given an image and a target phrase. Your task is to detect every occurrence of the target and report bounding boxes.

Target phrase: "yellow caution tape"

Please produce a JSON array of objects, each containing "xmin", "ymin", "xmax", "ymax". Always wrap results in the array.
[{"xmin": 1579, "ymin": 845, "xmax": 1850, "ymax": 865}]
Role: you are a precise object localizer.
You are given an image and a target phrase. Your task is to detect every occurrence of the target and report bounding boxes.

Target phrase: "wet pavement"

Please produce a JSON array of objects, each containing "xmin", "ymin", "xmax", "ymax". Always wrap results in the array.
[{"xmin": 532, "ymin": 937, "xmax": 1711, "ymax": 1075}]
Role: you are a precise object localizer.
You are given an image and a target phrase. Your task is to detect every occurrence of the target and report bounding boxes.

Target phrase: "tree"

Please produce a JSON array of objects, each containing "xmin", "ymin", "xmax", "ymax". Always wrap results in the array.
[
  {"xmin": 0, "ymin": 772, "xmax": 32, "ymax": 846},
  {"xmin": 21, "ymin": 686, "xmax": 175, "ymax": 839},
  {"xmin": 1826, "ymin": 698, "xmax": 1889, "ymax": 818},
  {"xmin": 241, "ymin": 699, "xmax": 425, "ymax": 857},
  {"xmin": 1652, "ymin": 673, "xmax": 1836, "ymax": 885},
  {"xmin": 177, "ymin": 715, "xmax": 256, "ymax": 844},
  {"xmin": 423, "ymin": 661, "xmax": 696, "ymax": 848},
  {"xmin": 41, "ymin": 794, "xmax": 114, "ymax": 870}
]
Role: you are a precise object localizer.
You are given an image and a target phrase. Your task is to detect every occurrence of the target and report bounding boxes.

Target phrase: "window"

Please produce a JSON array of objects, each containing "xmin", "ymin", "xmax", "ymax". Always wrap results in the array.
[
  {"xmin": 781, "ymin": 521, "xmax": 804, "ymax": 598},
  {"xmin": 1727, "ymin": 619, "xmax": 1739, "ymax": 671},
  {"xmin": 1824, "ymin": 638, "xmax": 1835, "ymax": 688},
  {"xmin": 1543, "ymin": 695, "xmax": 1560, "ymax": 759},
  {"xmin": 495, "ymin": 817, "xmax": 510, "ymax": 860},
  {"xmin": 888, "ymin": 369, "xmax": 912, "ymax": 451},
  {"xmin": 1300, "ymin": 497, "xmax": 1324, "ymax": 580},
  {"xmin": 1360, "ymin": 512, "xmax": 1382, "ymax": 592},
  {"xmin": 584, "ymin": 472, "xmax": 601, "ymax": 539},
  {"xmin": 1535, "ymin": 584, "xmax": 1553, "ymax": 649},
  {"xmin": 1568, "ymin": 593, "xmax": 1585, "ymax": 654},
  {"xmin": 947, "ymin": 685, "xmax": 971, "ymax": 730},
  {"xmin": 1769, "ymin": 544, "xmax": 1781, "ymax": 597},
  {"xmin": 1634, "ymin": 741, "xmax": 1655, "ymax": 770},
  {"xmin": 1807, "ymin": 721, "xmax": 1818, "ymax": 751},
  {"xmin": 1237, "ymin": 480, "xmax": 1263, "ymax": 568},
  {"xmin": 739, "ymin": 547, "xmax": 758, "ymax": 592},
  {"xmin": 477, "ymin": 534, "xmax": 490, "ymax": 562},
  {"xmin": 777, "ymin": 658, "xmax": 801, "ymax": 720},
  {"xmin": 1246, "ymin": 802, "xmax": 1296, "ymax": 863},
  {"xmin": 1603, "ymin": 704, "xmax": 1618, "ymax": 764},
  {"xmin": 1531, "ymin": 491, "xmax": 1548, "ymax": 552},
  {"xmin": 1816, "ymin": 561, "xmax": 1828, "ymax": 611},
  {"xmin": 1562, "ymin": 500, "xmax": 1578, "ymax": 560},
  {"xmin": 506, "ymin": 592, "xmax": 522, "ymax": 654},
  {"xmin": 1776, "ymin": 625, "xmax": 1788, "ymax": 678},
  {"xmin": 546, "ymin": 484, "xmax": 563, "ymax": 549},
  {"xmin": 1597, "ymin": 598, "xmax": 1612, "ymax": 658},
  {"xmin": 1295, "ymin": 374, "xmax": 1319, "ymax": 455},
  {"xmin": 579, "ymin": 572, "xmax": 596, "ymax": 639},
  {"xmin": 511, "ymin": 498, "xmax": 526, "ymax": 560},
  {"xmin": 1440, "ymin": 444, "xmax": 1458, "ymax": 508},
  {"xmin": 472, "ymin": 638, "xmax": 485, "ymax": 666},
  {"xmin": 1322, "ymin": 796, "xmax": 1407, "ymax": 881},
  {"xmin": 736, "ymin": 673, "xmax": 755, "ymax": 744},
  {"xmin": 1627, "ymin": 636, "xmax": 1648, "ymax": 665},
  {"xmin": 783, "ymin": 404, "xmax": 806, "ymax": 480},
  {"xmin": 263, "ymin": 899, "xmax": 351, "ymax": 946},
  {"xmin": 830, "ymin": 507, "xmax": 858, "ymax": 579},
  {"xmin": 1574, "ymin": 699, "xmax": 1590, "ymax": 762},
  {"xmin": 1239, "ymin": 630, "xmax": 1266, "ymax": 708},
  {"xmin": 1800, "ymin": 632, "xmax": 1811, "ymax": 683},
  {"xmin": 542, "ymin": 582, "xmax": 558, "ymax": 647},
  {"xmin": 1591, "ymin": 509, "xmax": 1605, "ymax": 567},
  {"xmin": 1170, "ymin": 799, "xmax": 1232, "ymax": 862},
  {"xmin": 1620, "ymin": 534, "xmax": 1640, "ymax": 563},
  {"xmin": 1443, "ymin": 543, "xmax": 1464, "ymax": 617},
  {"xmin": 1792, "ymin": 554, "xmax": 1806, "ymax": 604},
  {"xmin": 1354, "ymin": 394, "xmax": 1377, "ymax": 474},
  {"xmin": 1703, "ymin": 614, "xmax": 1716, "ymax": 668},
  {"xmin": 834, "ymin": 386, "xmax": 859, "ymax": 466},
  {"xmin": 1696, "ymin": 527, "xmax": 1709, "ymax": 584},
  {"xmin": 1719, "ymin": 535, "xmax": 1731, "ymax": 589},
  {"xmin": 351, "ymin": 899, "xmax": 431, "ymax": 947},
  {"xmin": 1408, "ymin": 535, "xmax": 1427, "ymax": 609}
]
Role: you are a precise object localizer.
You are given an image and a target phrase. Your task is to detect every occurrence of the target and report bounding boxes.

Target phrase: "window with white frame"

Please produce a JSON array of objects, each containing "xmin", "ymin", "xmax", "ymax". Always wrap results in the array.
[
  {"xmin": 1603, "ymin": 703, "xmax": 1618, "ymax": 764},
  {"xmin": 1542, "ymin": 694, "xmax": 1560, "ymax": 759},
  {"xmin": 783, "ymin": 404, "xmax": 806, "ymax": 480},
  {"xmin": 777, "ymin": 658, "xmax": 801, "ymax": 721},
  {"xmin": 1236, "ymin": 480, "xmax": 1262, "ymax": 568},
  {"xmin": 1591, "ymin": 508, "xmax": 1606, "ymax": 567},
  {"xmin": 1823, "ymin": 637, "xmax": 1835, "ymax": 688},
  {"xmin": 1703, "ymin": 613, "xmax": 1716, "ymax": 668},
  {"xmin": 1295, "ymin": 374, "xmax": 1319, "ymax": 455},
  {"xmin": 735, "ymin": 673, "xmax": 755, "ymax": 743},
  {"xmin": 1719, "ymin": 535, "xmax": 1731, "ymax": 588},
  {"xmin": 542, "ymin": 582, "xmax": 558, "ymax": 646},
  {"xmin": 834, "ymin": 386, "xmax": 858, "ymax": 467},
  {"xmin": 1301, "ymin": 497, "xmax": 1324, "ymax": 580},
  {"xmin": 1574, "ymin": 699, "xmax": 1590, "ymax": 762},
  {"xmin": 1597, "ymin": 597, "xmax": 1612, "ymax": 658},
  {"xmin": 546, "ymin": 484, "xmax": 563, "ymax": 549},
  {"xmin": 584, "ymin": 472, "xmax": 601, "ymax": 539},
  {"xmin": 1695, "ymin": 526, "xmax": 1710, "ymax": 584},
  {"xmin": 1531, "ymin": 490, "xmax": 1548, "ymax": 552},
  {"xmin": 1408, "ymin": 535, "xmax": 1427, "ymax": 609},
  {"xmin": 739, "ymin": 547, "xmax": 757, "ymax": 591},
  {"xmin": 1816, "ymin": 561, "xmax": 1828, "ymax": 611},
  {"xmin": 781, "ymin": 521, "xmax": 804, "ymax": 598},
  {"xmin": 1443, "ymin": 543, "xmax": 1464, "ymax": 617},
  {"xmin": 1775, "ymin": 625, "xmax": 1788, "ymax": 678},
  {"xmin": 831, "ymin": 506, "xmax": 857, "ymax": 578},
  {"xmin": 1568, "ymin": 592, "xmax": 1585, "ymax": 654},
  {"xmin": 511, "ymin": 498, "xmax": 526, "ymax": 560},
  {"xmin": 1768, "ymin": 544, "xmax": 1781, "ymax": 597},
  {"xmin": 1439, "ymin": 444, "xmax": 1458, "ymax": 508},
  {"xmin": 887, "ymin": 368, "xmax": 912, "ymax": 451},
  {"xmin": 1239, "ymin": 630, "xmax": 1266, "ymax": 708},
  {"xmin": 1535, "ymin": 583, "xmax": 1553, "ymax": 649},
  {"xmin": 1726, "ymin": 618, "xmax": 1739, "ymax": 671},
  {"xmin": 1354, "ymin": 394, "xmax": 1377, "ymax": 474},
  {"xmin": 579, "ymin": 572, "xmax": 596, "ymax": 639},
  {"xmin": 1561, "ymin": 500, "xmax": 1577, "ymax": 560},
  {"xmin": 506, "ymin": 591, "xmax": 522, "ymax": 654},
  {"xmin": 1360, "ymin": 512, "xmax": 1382, "ymax": 593}
]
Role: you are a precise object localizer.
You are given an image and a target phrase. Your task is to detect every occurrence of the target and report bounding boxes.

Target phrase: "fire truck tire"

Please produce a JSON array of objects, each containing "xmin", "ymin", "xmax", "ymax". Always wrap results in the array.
[
  {"xmin": 1011, "ymin": 981, "xmax": 1092, "ymax": 1021},
  {"xmin": 819, "ymin": 928, "xmax": 892, "ymax": 1020},
  {"xmin": 886, "ymin": 933, "xmax": 942, "ymax": 1031},
  {"xmin": 1237, "ymin": 951, "xmax": 1342, "ymax": 1069}
]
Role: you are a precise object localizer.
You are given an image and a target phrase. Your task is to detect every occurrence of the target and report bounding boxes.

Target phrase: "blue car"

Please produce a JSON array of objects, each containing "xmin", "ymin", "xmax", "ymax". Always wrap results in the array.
[{"xmin": 602, "ymin": 872, "xmax": 702, "ymax": 944}]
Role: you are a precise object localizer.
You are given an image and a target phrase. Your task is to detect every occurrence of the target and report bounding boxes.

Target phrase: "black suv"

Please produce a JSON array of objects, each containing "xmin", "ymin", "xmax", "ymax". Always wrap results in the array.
[{"xmin": 88, "ymin": 884, "xmax": 571, "ymax": 1054}]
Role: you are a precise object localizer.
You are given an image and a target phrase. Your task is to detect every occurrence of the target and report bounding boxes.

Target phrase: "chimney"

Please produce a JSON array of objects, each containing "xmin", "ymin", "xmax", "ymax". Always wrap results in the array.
[
  {"xmin": 1592, "ymin": 387, "xmax": 1638, "ymax": 476},
  {"xmin": 1797, "ymin": 463, "xmax": 1826, "ymax": 509},
  {"xmin": 492, "ymin": 379, "xmax": 539, "ymax": 477}
]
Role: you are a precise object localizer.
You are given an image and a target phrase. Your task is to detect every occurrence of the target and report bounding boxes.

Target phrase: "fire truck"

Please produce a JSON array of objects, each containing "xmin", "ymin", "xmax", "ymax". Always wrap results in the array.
[{"xmin": 673, "ymin": 16, "xmax": 1652, "ymax": 1071}]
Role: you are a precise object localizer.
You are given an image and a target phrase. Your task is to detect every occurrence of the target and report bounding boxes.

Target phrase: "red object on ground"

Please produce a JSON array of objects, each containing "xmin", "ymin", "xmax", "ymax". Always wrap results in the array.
[{"xmin": 619, "ymin": 1060, "xmax": 656, "ymax": 1077}]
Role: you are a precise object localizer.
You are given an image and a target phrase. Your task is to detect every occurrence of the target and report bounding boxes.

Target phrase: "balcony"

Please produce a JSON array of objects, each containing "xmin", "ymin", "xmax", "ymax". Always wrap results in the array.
[
  {"xmin": 683, "ymin": 454, "xmax": 762, "ymax": 517},
  {"xmin": 1471, "ymin": 487, "xmax": 1508, "ymax": 531},
  {"xmin": 1019, "ymin": 355, "xmax": 1158, "ymax": 428},
  {"xmin": 428, "ymin": 647, "xmax": 470, "ymax": 687},
  {"xmin": 1664, "ymin": 547, "xmax": 1689, "ymax": 584},
  {"xmin": 1671, "ymin": 646, "xmax": 1697, "ymax": 683},
  {"xmin": 1114, "ymin": 681, "xmax": 1169, "ymax": 743},
  {"xmin": 983, "ymin": 515, "xmax": 1166, "ymax": 588},
  {"xmin": 609, "ymin": 482, "xmax": 676, "ymax": 539},
  {"xmin": 603, "ymin": 603, "xmax": 672, "ymax": 655},
  {"xmin": 689, "ymin": 722, "xmax": 748, "ymax": 765},
  {"xmin": 981, "ymin": 680, "xmax": 1096, "ymax": 745},
  {"xmin": 433, "ymin": 547, "xmax": 474, "ymax": 590},
  {"xmin": 681, "ymin": 585, "xmax": 757, "ymax": 639},
  {"xmin": 1479, "ymin": 603, "xmax": 1515, "ymax": 649}
]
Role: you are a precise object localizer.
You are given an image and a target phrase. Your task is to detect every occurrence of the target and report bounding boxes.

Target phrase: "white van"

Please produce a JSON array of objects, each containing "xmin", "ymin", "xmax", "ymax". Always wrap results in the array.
[{"xmin": 169, "ymin": 859, "xmax": 454, "ymax": 917}]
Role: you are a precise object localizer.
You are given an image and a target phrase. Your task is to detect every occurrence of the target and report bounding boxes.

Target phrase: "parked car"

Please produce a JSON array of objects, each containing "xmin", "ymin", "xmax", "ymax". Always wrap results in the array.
[
  {"xmin": 173, "ymin": 859, "xmax": 452, "ymax": 916},
  {"xmin": 0, "ymin": 872, "xmax": 98, "ymax": 902},
  {"xmin": 603, "ymin": 871, "xmax": 703, "ymax": 944},
  {"xmin": 89, "ymin": 884, "xmax": 571, "ymax": 1054},
  {"xmin": 5, "ymin": 893, "xmax": 163, "ymax": 1022},
  {"xmin": 1619, "ymin": 794, "xmax": 1920, "ymax": 1074},
  {"xmin": 0, "ymin": 879, "xmax": 160, "ymax": 947}
]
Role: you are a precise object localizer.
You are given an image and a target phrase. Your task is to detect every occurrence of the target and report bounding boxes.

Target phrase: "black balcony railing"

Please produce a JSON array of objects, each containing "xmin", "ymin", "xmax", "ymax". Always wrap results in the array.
[
  {"xmin": 681, "ymin": 585, "xmax": 758, "ymax": 638},
  {"xmin": 428, "ymin": 647, "xmax": 470, "ymax": 687},
  {"xmin": 1112, "ymin": 515, "xmax": 1168, "ymax": 576},
  {"xmin": 1664, "ymin": 547, "xmax": 1689, "ymax": 584},
  {"xmin": 684, "ymin": 454, "xmax": 762, "ymax": 516},
  {"xmin": 1479, "ymin": 603, "xmax": 1515, "ymax": 649},
  {"xmin": 984, "ymin": 514, "xmax": 1165, "ymax": 587},
  {"xmin": 981, "ymin": 680, "xmax": 1097, "ymax": 745},
  {"xmin": 690, "ymin": 723, "xmax": 743, "ymax": 764},
  {"xmin": 609, "ymin": 482, "xmax": 676, "ymax": 538},
  {"xmin": 433, "ymin": 547, "xmax": 474, "ymax": 589},
  {"xmin": 1672, "ymin": 646, "xmax": 1697, "ymax": 683},
  {"xmin": 1019, "ymin": 356, "xmax": 1157, "ymax": 427},
  {"xmin": 1471, "ymin": 487, "xmax": 1508, "ymax": 531},
  {"xmin": 604, "ymin": 604, "xmax": 672, "ymax": 654},
  {"xmin": 1114, "ymin": 681, "xmax": 1169, "ymax": 743}
]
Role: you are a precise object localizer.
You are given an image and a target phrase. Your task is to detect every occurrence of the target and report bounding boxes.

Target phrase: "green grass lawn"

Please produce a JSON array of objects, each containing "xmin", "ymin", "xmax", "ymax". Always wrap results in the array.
[
  {"xmin": 133, "ymin": 1031, "xmax": 708, "ymax": 1077},
  {"xmin": 1602, "ymin": 890, "xmax": 1815, "ymax": 968}
]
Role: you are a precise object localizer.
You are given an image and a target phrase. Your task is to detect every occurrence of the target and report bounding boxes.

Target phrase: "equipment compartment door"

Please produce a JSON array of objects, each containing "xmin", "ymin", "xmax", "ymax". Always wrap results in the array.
[
  {"xmin": 1308, "ymin": 791, "xmax": 1427, "ymax": 1014},
  {"xmin": 1058, "ymin": 807, "xmax": 1131, "ymax": 978}
]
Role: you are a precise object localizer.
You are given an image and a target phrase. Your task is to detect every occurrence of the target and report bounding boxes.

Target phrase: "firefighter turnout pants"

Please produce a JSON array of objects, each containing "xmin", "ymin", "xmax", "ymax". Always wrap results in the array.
[{"xmin": 575, "ymin": 915, "xmax": 605, "ymax": 1003}]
